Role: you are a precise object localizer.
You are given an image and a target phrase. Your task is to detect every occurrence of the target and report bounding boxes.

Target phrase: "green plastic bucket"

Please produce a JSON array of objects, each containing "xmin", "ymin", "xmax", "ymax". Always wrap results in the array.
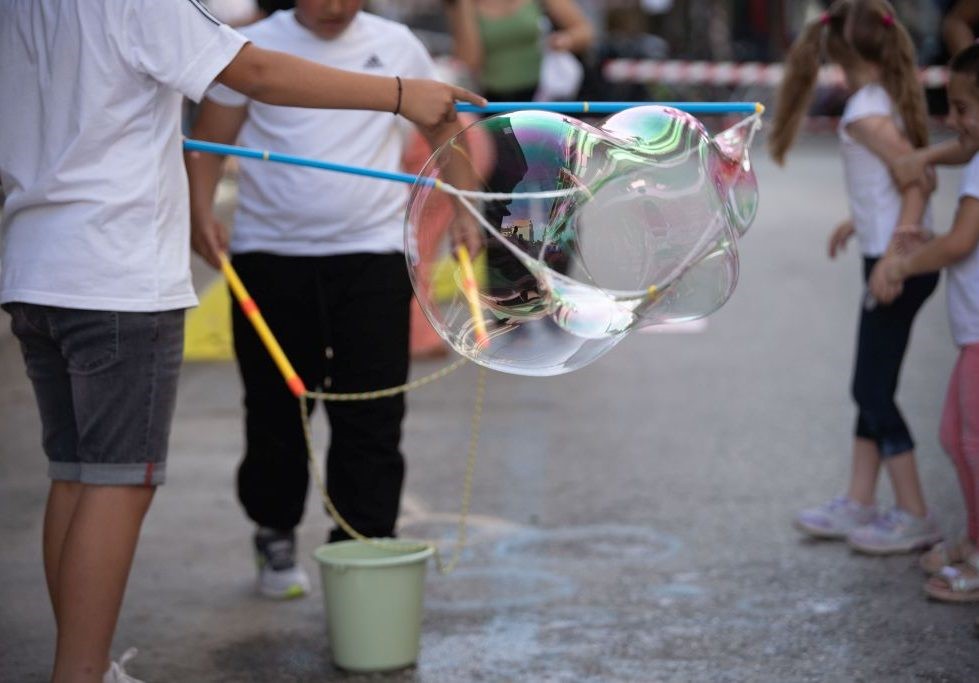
[{"xmin": 313, "ymin": 539, "xmax": 434, "ymax": 672}]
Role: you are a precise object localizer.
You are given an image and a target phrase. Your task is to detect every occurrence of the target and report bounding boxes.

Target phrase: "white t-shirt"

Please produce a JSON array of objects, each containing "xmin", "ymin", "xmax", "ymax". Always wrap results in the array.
[
  {"xmin": 206, "ymin": 10, "xmax": 437, "ymax": 257},
  {"xmin": 951, "ymin": 154, "xmax": 979, "ymax": 346},
  {"xmin": 0, "ymin": 0, "xmax": 247, "ymax": 312},
  {"xmin": 839, "ymin": 84, "xmax": 932, "ymax": 257}
]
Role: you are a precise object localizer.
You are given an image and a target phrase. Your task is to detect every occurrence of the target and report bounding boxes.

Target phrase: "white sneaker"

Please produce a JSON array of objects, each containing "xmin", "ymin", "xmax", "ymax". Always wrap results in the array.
[
  {"xmin": 793, "ymin": 495, "xmax": 878, "ymax": 539},
  {"xmin": 254, "ymin": 527, "xmax": 310, "ymax": 599},
  {"xmin": 103, "ymin": 648, "xmax": 144, "ymax": 683},
  {"xmin": 847, "ymin": 507, "xmax": 943, "ymax": 555}
]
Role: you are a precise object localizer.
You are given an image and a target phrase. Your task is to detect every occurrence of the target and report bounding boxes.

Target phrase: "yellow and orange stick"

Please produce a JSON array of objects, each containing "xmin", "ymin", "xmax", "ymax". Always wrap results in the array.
[
  {"xmin": 455, "ymin": 245, "xmax": 489, "ymax": 348},
  {"xmin": 220, "ymin": 254, "xmax": 307, "ymax": 398}
]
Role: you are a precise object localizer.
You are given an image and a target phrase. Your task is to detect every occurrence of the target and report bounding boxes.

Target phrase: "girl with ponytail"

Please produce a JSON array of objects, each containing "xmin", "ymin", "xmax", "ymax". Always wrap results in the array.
[{"xmin": 772, "ymin": 1, "xmax": 943, "ymax": 555}]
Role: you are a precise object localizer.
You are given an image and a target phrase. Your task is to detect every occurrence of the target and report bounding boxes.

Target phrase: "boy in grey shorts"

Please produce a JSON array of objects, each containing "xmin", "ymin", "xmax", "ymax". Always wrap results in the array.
[
  {"xmin": 4, "ymin": 307, "xmax": 184, "ymax": 486},
  {"xmin": 0, "ymin": 2, "xmax": 482, "ymax": 681}
]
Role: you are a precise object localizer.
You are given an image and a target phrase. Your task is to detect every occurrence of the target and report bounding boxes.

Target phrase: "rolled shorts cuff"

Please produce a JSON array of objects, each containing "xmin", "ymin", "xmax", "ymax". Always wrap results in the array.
[
  {"xmin": 49, "ymin": 461, "xmax": 166, "ymax": 486},
  {"xmin": 877, "ymin": 436, "xmax": 915, "ymax": 459},
  {"xmin": 855, "ymin": 416, "xmax": 914, "ymax": 458}
]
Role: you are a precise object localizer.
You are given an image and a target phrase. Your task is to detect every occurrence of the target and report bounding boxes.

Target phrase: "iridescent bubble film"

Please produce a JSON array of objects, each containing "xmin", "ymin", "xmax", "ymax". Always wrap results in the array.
[{"xmin": 405, "ymin": 106, "xmax": 760, "ymax": 376}]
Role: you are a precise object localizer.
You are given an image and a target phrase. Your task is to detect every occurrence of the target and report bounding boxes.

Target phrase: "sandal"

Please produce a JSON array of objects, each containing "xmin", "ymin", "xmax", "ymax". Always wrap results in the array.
[
  {"xmin": 919, "ymin": 538, "xmax": 976, "ymax": 575},
  {"xmin": 924, "ymin": 553, "xmax": 979, "ymax": 603}
]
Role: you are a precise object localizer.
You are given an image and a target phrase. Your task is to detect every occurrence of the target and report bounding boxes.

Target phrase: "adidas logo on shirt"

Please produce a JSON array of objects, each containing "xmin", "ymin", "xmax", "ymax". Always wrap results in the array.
[{"xmin": 364, "ymin": 54, "xmax": 384, "ymax": 69}]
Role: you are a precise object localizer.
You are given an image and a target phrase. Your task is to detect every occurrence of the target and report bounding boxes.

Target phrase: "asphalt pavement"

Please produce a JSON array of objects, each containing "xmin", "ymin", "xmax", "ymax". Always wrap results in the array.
[{"xmin": 1, "ymin": 136, "xmax": 977, "ymax": 682}]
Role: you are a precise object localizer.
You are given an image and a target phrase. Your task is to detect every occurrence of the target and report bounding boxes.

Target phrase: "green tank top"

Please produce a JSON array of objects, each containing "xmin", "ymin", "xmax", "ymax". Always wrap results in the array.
[{"xmin": 477, "ymin": 1, "xmax": 543, "ymax": 95}]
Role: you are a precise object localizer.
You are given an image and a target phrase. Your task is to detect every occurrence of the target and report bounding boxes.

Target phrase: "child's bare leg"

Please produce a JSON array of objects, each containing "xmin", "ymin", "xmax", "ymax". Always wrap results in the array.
[
  {"xmin": 884, "ymin": 450, "xmax": 928, "ymax": 517},
  {"xmin": 50, "ymin": 484, "xmax": 154, "ymax": 683},
  {"xmin": 946, "ymin": 441, "xmax": 978, "ymax": 542},
  {"xmin": 944, "ymin": 345, "xmax": 979, "ymax": 542},
  {"xmin": 43, "ymin": 481, "xmax": 83, "ymax": 624},
  {"xmin": 846, "ymin": 437, "xmax": 881, "ymax": 505}
]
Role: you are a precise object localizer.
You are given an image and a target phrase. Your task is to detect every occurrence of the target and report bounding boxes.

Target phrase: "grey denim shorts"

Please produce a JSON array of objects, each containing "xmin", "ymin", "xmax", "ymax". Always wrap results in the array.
[{"xmin": 4, "ymin": 303, "xmax": 185, "ymax": 485}]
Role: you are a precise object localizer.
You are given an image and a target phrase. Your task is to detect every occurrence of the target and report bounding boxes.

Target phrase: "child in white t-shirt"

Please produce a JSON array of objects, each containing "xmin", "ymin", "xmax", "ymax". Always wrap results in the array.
[
  {"xmin": 872, "ymin": 44, "xmax": 979, "ymax": 602},
  {"xmin": 0, "ymin": 1, "xmax": 482, "ymax": 680},
  {"xmin": 185, "ymin": 2, "xmax": 485, "ymax": 601},
  {"xmin": 768, "ymin": 0, "xmax": 942, "ymax": 554}
]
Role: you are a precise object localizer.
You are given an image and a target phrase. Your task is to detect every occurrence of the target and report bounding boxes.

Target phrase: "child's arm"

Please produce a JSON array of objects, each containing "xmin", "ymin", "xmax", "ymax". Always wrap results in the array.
[
  {"xmin": 542, "ymin": 0, "xmax": 596, "ymax": 53},
  {"xmin": 184, "ymin": 100, "xmax": 249, "ymax": 269},
  {"xmin": 887, "ymin": 196, "xmax": 979, "ymax": 276},
  {"xmin": 893, "ymin": 138, "xmax": 979, "ymax": 190},
  {"xmin": 443, "ymin": 0, "xmax": 484, "ymax": 76},
  {"xmin": 828, "ymin": 218, "xmax": 855, "ymax": 259},
  {"xmin": 216, "ymin": 43, "xmax": 485, "ymax": 128},
  {"xmin": 846, "ymin": 115, "xmax": 935, "ymax": 247},
  {"xmin": 823, "ymin": 116, "xmax": 929, "ymax": 263},
  {"xmin": 871, "ymin": 195, "xmax": 979, "ymax": 302}
]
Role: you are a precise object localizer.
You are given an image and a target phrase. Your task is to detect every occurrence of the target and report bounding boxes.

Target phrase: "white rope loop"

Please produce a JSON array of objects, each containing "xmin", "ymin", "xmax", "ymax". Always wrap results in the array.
[{"xmin": 302, "ymin": 365, "xmax": 488, "ymax": 575}]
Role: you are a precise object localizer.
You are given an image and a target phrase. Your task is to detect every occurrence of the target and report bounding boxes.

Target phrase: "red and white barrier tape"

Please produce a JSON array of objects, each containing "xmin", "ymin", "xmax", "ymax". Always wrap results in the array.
[{"xmin": 603, "ymin": 60, "xmax": 949, "ymax": 89}]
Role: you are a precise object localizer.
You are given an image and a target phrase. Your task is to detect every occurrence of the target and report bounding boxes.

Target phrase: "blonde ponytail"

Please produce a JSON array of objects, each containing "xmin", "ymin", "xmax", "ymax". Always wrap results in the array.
[
  {"xmin": 876, "ymin": 14, "xmax": 928, "ymax": 147},
  {"xmin": 769, "ymin": 20, "xmax": 829, "ymax": 164}
]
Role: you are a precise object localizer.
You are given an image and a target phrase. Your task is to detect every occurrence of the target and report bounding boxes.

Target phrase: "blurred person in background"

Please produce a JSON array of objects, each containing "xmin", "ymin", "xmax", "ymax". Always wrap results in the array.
[
  {"xmin": 943, "ymin": 0, "xmax": 979, "ymax": 55},
  {"xmin": 186, "ymin": 0, "xmax": 481, "ymax": 600},
  {"xmin": 443, "ymin": 0, "xmax": 595, "ymax": 103},
  {"xmin": 924, "ymin": 0, "xmax": 979, "ymax": 114},
  {"xmin": 770, "ymin": 0, "xmax": 943, "ymax": 556},
  {"xmin": 441, "ymin": 0, "xmax": 595, "ymax": 307}
]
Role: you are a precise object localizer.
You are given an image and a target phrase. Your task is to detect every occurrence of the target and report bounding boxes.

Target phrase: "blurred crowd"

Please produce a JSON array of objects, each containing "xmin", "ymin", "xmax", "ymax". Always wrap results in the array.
[
  {"xmin": 205, "ymin": 0, "xmax": 974, "ymax": 66},
  {"xmin": 201, "ymin": 0, "xmax": 977, "ymax": 115}
]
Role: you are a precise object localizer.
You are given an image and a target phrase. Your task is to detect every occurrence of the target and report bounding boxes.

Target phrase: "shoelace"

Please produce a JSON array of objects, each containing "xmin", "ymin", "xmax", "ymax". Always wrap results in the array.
[
  {"xmin": 108, "ymin": 648, "xmax": 142, "ymax": 683},
  {"xmin": 873, "ymin": 509, "xmax": 906, "ymax": 531},
  {"xmin": 118, "ymin": 648, "xmax": 138, "ymax": 668}
]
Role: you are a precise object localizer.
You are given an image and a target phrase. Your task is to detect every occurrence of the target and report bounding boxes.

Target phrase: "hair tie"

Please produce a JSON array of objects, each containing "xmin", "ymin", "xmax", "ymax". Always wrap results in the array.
[
  {"xmin": 819, "ymin": 12, "xmax": 831, "ymax": 25},
  {"xmin": 881, "ymin": 14, "xmax": 895, "ymax": 27}
]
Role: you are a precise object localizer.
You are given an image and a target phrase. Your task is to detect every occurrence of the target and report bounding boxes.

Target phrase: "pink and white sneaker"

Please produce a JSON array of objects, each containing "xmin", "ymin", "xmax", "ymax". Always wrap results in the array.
[{"xmin": 847, "ymin": 507, "xmax": 943, "ymax": 555}]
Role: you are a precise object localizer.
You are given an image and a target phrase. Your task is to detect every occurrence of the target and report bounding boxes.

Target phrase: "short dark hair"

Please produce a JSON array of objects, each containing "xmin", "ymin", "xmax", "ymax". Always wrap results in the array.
[
  {"xmin": 949, "ymin": 43, "xmax": 979, "ymax": 89},
  {"xmin": 257, "ymin": 0, "xmax": 295, "ymax": 13}
]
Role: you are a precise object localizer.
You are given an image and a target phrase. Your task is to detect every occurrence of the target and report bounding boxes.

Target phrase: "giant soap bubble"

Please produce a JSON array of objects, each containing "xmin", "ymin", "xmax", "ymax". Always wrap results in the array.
[{"xmin": 405, "ymin": 106, "xmax": 760, "ymax": 376}]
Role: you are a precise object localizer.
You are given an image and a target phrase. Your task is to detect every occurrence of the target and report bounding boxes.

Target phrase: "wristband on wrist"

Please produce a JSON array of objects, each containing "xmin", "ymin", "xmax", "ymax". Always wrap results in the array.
[{"xmin": 394, "ymin": 76, "xmax": 403, "ymax": 115}]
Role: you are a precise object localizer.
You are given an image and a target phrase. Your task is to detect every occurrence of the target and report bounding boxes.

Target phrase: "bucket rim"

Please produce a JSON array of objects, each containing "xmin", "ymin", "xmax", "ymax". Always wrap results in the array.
[{"xmin": 312, "ymin": 538, "xmax": 434, "ymax": 568}]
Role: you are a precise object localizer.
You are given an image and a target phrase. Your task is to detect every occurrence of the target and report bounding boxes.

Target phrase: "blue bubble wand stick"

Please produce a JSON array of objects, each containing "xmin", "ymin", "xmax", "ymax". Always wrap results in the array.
[
  {"xmin": 183, "ymin": 102, "xmax": 764, "ymax": 189},
  {"xmin": 457, "ymin": 101, "xmax": 765, "ymax": 115},
  {"xmin": 185, "ymin": 102, "xmax": 765, "ymax": 349}
]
